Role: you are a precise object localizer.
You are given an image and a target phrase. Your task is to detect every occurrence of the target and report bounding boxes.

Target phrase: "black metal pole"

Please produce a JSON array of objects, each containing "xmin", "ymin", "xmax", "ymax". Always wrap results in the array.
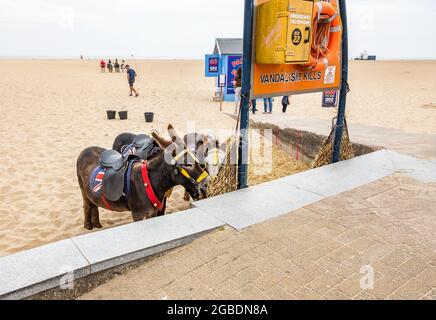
[
  {"xmin": 237, "ymin": 0, "xmax": 254, "ymax": 189},
  {"xmin": 332, "ymin": 0, "xmax": 349, "ymax": 163}
]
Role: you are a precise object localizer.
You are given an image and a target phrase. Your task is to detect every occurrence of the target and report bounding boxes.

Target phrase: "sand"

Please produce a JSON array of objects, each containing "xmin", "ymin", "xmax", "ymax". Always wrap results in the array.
[{"xmin": 0, "ymin": 59, "xmax": 435, "ymax": 257}]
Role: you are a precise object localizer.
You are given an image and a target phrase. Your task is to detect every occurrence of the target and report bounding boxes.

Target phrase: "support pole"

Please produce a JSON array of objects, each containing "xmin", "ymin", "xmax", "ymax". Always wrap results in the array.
[
  {"xmin": 237, "ymin": 0, "xmax": 254, "ymax": 189},
  {"xmin": 332, "ymin": 0, "xmax": 349, "ymax": 163},
  {"xmin": 220, "ymin": 87, "xmax": 223, "ymax": 112}
]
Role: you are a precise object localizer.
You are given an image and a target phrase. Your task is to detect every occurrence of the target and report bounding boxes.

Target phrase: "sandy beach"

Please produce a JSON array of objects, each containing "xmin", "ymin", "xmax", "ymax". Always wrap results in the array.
[{"xmin": 0, "ymin": 59, "xmax": 435, "ymax": 257}]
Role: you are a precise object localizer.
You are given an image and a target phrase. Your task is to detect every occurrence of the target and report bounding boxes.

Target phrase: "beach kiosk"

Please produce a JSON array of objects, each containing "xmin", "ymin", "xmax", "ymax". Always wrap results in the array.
[{"xmin": 206, "ymin": 38, "xmax": 243, "ymax": 102}]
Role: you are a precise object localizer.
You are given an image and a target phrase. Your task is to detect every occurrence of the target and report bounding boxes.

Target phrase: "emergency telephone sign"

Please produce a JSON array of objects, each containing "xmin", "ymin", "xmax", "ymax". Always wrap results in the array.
[{"xmin": 255, "ymin": 0, "xmax": 314, "ymax": 65}]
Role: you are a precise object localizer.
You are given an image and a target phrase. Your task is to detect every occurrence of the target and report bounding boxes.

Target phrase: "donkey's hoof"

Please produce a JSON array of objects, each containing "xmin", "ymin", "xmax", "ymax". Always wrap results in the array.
[
  {"xmin": 84, "ymin": 223, "xmax": 93, "ymax": 230},
  {"xmin": 93, "ymin": 223, "xmax": 103, "ymax": 229}
]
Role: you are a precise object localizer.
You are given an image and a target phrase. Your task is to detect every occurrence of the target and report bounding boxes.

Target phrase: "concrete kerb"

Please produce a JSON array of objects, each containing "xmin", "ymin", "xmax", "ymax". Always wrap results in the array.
[
  {"xmin": 0, "ymin": 208, "xmax": 224, "ymax": 300},
  {"xmin": 71, "ymin": 208, "xmax": 224, "ymax": 274},
  {"xmin": 0, "ymin": 239, "xmax": 90, "ymax": 300}
]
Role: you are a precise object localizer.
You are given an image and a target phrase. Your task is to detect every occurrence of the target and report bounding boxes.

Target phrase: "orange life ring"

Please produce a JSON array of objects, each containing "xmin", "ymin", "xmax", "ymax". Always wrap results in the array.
[{"xmin": 304, "ymin": 1, "xmax": 342, "ymax": 71}]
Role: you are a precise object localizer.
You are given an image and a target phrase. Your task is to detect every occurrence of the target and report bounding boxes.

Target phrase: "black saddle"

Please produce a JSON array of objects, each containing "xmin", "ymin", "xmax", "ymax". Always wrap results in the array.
[
  {"xmin": 129, "ymin": 134, "xmax": 156, "ymax": 160},
  {"xmin": 99, "ymin": 150, "xmax": 130, "ymax": 202}
]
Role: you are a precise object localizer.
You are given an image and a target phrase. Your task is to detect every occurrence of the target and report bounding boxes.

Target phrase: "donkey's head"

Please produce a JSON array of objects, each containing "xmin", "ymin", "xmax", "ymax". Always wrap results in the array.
[
  {"xmin": 151, "ymin": 125, "xmax": 211, "ymax": 200},
  {"xmin": 184, "ymin": 133, "xmax": 226, "ymax": 178}
]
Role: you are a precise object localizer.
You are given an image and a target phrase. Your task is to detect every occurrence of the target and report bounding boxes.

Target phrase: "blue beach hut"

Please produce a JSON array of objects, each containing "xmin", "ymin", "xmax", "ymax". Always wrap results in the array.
[{"xmin": 213, "ymin": 38, "xmax": 243, "ymax": 102}]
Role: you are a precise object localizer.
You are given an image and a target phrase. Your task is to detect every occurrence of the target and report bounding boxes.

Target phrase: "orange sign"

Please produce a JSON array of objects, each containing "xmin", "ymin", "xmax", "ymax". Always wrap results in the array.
[{"xmin": 251, "ymin": 0, "xmax": 342, "ymax": 98}]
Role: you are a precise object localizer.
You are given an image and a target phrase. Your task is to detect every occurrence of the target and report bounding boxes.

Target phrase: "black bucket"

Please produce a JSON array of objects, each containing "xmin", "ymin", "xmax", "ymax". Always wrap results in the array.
[
  {"xmin": 106, "ymin": 110, "xmax": 116, "ymax": 120},
  {"xmin": 144, "ymin": 112, "xmax": 154, "ymax": 123},
  {"xmin": 118, "ymin": 111, "xmax": 128, "ymax": 120}
]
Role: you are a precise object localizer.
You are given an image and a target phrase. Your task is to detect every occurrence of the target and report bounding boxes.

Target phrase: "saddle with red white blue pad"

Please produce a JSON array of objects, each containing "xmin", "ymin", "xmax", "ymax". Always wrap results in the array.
[{"xmin": 89, "ymin": 150, "xmax": 139, "ymax": 205}]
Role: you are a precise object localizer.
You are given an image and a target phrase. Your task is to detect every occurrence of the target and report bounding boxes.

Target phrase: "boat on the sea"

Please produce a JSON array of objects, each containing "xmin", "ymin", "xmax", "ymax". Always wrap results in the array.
[{"xmin": 355, "ymin": 50, "xmax": 377, "ymax": 61}]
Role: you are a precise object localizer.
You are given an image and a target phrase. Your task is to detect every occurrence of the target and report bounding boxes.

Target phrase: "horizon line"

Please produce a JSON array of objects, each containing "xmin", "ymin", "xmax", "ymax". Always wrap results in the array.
[{"xmin": 1, "ymin": 56, "xmax": 436, "ymax": 62}]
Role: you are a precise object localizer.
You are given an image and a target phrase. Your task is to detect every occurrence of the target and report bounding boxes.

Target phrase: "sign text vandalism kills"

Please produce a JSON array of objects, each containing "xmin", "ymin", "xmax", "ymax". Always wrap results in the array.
[{"xmin": 259, "ymin": 70, "xmax": 322, "ymax": 84}]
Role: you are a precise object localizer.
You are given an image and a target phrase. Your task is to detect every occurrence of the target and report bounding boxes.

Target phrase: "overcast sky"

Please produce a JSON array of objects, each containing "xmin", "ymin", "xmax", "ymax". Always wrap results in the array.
[{"xmin": 1, "ymin": 0, "xmax": 435, "ymax": 59}]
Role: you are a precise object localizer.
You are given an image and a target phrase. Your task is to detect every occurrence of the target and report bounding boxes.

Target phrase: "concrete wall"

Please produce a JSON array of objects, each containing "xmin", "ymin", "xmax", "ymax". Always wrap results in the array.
[{"xmin": 249, "ymin": 120, "xmax": 380, "ymax": 166}]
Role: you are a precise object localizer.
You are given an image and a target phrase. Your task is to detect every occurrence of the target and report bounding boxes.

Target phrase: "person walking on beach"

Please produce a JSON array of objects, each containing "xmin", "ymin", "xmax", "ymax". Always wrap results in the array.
[
  {"xmin": 281, "ymin": 96, "xmax": 291, "ymax": 113},
  {"xmin": 234, "ymin": 66, "xmax": 242, "ymax": 114},
  {"xmin": 114, "ymin": 59, "xmax": 120, "ymax": 73},
  {"xmin": 107, "ymin": 59, "xmax": 113, "ymax": 73},
  {"xmin": 126, "ymin": 65, "xmax": 139, "ymax": 97},
  {"xmin": 263, "ymin": 97, "xmax": 273, "ymax": 114},
  {"xmin": 100, "ymin": 59, "xmax": 106, "ymax": 72}
]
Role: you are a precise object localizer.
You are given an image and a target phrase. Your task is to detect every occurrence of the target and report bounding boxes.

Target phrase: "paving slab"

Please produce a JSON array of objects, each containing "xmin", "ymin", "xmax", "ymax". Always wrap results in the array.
[
  {"xmin": 276, "ymin": 150, "xmax": 393, "ymax": 197},
  {"xmin": 0, "ymin": 240, "xmax": 89, "ymax": 300},
  {"xmin": 194, "ymin": 180, "xmax": 324, "ymax": 230},
  {"xmin": 349, "ymin": 149, "xmax": 436, "ymax": 183},
  {"xmin": 382, "ymin": 150, "xmax": 436, "ymax": 183},
  {"xmin": 72, "ymin": 208, "xmax": 224, "ymax": 273}
]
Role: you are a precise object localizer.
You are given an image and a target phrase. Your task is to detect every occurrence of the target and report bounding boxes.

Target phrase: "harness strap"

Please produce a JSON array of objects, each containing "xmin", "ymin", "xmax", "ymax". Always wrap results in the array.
[
  {"xmin": 177, "ymin": 166, "xmax": 209, "ymax": 185},
  {"xmin": 124, "ymin": 159, "xmax": 136, "ymax": 202},
  {"xmin": 197, "ymin": 171, "xmax": 209, "ymax": 183},
  {"xmin": 141, "ymin": 161, "xmax": 165, "ymax": 211},
  {"xmin": 101, "ymin": 193, "xmax": 112, "ymax": 210}
]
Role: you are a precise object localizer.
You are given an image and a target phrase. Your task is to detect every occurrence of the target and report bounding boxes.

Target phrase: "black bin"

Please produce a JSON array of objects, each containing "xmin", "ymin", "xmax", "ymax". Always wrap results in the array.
[
  {"xmin": 106, "ymin": 110, "xmax": 116, "ymax": 120},
  {"xmin": 144, "ymin": 112, "xmax": 154, "ymax": 123},
  {"xmin": 118, "ymin": 111, "xmax": 128, "ymax": 120}
]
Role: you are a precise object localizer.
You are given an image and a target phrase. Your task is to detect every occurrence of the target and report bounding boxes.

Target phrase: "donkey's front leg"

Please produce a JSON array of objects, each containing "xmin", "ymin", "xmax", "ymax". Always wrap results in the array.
[
  {"xmin": 91, "ymin": 206, "xmax": 103, "ymax": 229},
  {"xmin": 183, "ymin": 190, "xmax": 191, "ymax": 202},
  {"xmin": 83, "ymin": 199, "xmax": 93, "ymax": 230},
  {"xmin": 131, "ymin": 211, "xmax": 146, "ymax": 222}
]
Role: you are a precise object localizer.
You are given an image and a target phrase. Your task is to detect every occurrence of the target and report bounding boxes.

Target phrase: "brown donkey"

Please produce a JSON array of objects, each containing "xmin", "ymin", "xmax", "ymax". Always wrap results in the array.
[{"xmin": 76, "ymin": 125, "xmax": 211, "ymax": 230}]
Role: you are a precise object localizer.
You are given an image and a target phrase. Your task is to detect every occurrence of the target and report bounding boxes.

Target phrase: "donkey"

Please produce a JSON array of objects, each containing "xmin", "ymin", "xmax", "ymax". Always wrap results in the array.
[
  {"xmin": 113, "ymin": 131, "xmax": 226, "ymax": 201},
  {"xmin": 76, "ymin": 125, "xmax": 211, "ymax": 230},
  {"xmin": 113, "ymin": 132, "xmax": 226, "ymax": 178}
]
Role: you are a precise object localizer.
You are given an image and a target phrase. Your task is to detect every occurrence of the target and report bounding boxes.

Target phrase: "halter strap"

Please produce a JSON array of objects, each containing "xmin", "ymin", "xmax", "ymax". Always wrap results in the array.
[
  {"xmin": 172, "ymin": 149, "xmax": 209, "ymax": 186},
  {"xmin": 173, "ymin": 149, "xmax": 200, "ymax": 164},
  {"xmin": 208, "ymin": 148, "xmax": 223, "ymax": 166}
]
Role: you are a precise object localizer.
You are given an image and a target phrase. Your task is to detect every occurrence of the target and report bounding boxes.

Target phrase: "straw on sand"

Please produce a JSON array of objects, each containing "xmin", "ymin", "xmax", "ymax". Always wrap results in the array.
[{"xmin": 312, "ymin": 118, "xmax": 355, "ymax": 168}]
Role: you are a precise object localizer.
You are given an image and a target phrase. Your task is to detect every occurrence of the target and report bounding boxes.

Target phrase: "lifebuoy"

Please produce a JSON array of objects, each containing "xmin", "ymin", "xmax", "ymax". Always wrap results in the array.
[{"xmin": 304, "ymin": 1, "xmax": 342, "ymax": 71}]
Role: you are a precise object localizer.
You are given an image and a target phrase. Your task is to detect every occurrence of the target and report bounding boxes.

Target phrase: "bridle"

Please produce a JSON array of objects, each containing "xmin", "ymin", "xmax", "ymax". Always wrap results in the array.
[
  {"xmin": 171, "ymin": 149, "xmax": 209, "ymax": 190},
  {"xmin": 206, "ymin": 147, "xmax": 225, "ymax": 167}
]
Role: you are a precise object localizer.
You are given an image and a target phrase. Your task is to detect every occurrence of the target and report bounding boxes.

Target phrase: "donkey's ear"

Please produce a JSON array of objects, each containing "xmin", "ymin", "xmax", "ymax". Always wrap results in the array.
[
  {"xmin": 167, "ymin": 124, "xmax": 183, "ymax": 144},
  {"xmin": 151, "ymin": 132, "xmax": 172, "ymax": 149}
]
